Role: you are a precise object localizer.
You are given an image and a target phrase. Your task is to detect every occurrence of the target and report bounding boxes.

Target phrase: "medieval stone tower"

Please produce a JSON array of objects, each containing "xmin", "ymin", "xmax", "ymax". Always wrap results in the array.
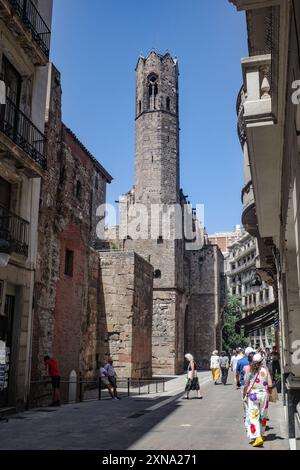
[
  {"xmin": 134, "ymin": 51, "xmax": 180, "ymax": 205},
  {"xmin": 123, "ymin": 51, "xmax": 187, "ymax": 374}
]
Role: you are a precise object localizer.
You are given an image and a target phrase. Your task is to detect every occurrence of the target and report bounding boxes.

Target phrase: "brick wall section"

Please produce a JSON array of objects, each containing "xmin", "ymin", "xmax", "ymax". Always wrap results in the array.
[{"xmin": 53, "ymin": 223, "xmax": 88, "ymax": 379}]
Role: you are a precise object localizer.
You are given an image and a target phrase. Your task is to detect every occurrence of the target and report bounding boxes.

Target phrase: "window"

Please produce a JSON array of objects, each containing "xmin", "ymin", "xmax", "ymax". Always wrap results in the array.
[
  {"xmin": 154, "ymin": 269, "xmax": 161, "ymax": 279},
  {"xmin": 157, "ymin": 236, "xmax": 163, "ymax": 244},
  {"xmin": 0, "ymin": 176, "xmax": 11, "ymax": 210},
  {"xmin": 76, "ymin": 181, "xmax": 82, "ymax": 199},
  {"xmin": 266, "ymin": 289, "xmax": 269, "ymax": 299},
  {"xmin": 95, "ymin": 175, "xmax": 99, "ymax": 190},
  {"xmin": 166, "ymin": 97, "xmax": 170, "ymax": 111},
  {"xmin": 2, "ymin": 56, "xmax": 21, "ymax": 106},
  {"xmin": 148, "ymin": 74, "xmax": 158, "ymax": 109},
  {"xmin": 138, "ymin": 100, "xmax": 142, "ymax": 114},
  {"xmin": 260, "ymin": 291, "xmax": 263, "ymax": 302},
  {"xmin": 64, "ymin": 249, "xmax": 74, "ymax": 277}
]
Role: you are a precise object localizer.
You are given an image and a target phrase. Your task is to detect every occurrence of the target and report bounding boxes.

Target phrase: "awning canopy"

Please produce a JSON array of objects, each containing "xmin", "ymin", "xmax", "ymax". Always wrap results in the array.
[{"xmin": 236, "ymin": 301, "xmax": 279, "ymax": 336}]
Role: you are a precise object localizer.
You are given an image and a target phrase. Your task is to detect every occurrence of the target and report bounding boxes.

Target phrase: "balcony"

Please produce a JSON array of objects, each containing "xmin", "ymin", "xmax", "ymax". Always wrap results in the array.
[
  {"xmin": 0, "ymin": 96, "xmax": 47, "ymax": 171},
  {"xmin": 0, "ymin": 204, "xmax": 29, "ymax": 257},
  {"xmin": 236, "ymin": 86, "xmax": 246, "ymax": 148},
  {"xmin": 0, "ymin": 0, "xmax": 51, "ymax": 64}
]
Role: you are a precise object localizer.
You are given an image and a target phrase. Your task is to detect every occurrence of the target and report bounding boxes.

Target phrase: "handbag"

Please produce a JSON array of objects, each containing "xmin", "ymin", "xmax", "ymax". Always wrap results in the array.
[
  {"xmin": 269, "ymin": 386, "xmax": 279, "ymax": 403},
  {"xmin": 243, "ymin": 370, "xmax": 260, "ymax": 402}
]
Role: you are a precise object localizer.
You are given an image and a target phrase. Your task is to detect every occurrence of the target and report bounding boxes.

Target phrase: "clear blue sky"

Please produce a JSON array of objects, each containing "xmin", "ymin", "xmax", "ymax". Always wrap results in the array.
[{"xmin": 51, "ymin": 0, "xmax": 247, "ymax": 234}]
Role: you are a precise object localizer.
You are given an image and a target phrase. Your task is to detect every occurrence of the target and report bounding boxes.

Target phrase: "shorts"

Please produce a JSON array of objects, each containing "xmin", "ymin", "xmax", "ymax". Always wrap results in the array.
[
  {"xmin": 108, "ymin": 377, "xmax": 117, "ymax": 388},
  {"xmin": 51, "ymin": 376, "xmax": 60, "ymax": 389},
  {"xmin": 101, "ymin": 377, "xmax": 110, "ymax": 387}
]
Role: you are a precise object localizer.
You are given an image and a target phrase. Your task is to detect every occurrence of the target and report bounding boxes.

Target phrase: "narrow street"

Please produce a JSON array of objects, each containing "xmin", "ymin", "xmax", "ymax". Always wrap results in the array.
[{"xmin": 0, "ymin": 373, "xmax": 288, "ymax": 451}]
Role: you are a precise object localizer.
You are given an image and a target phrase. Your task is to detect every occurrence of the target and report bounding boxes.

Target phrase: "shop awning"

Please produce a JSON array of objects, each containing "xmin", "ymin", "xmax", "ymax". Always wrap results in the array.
[{"xmin": 236, "ymin": 301, "xmax": 279, "ymax": 335}]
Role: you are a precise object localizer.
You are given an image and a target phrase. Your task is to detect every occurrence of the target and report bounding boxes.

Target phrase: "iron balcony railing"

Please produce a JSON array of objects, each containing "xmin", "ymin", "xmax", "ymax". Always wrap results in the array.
[
  {"xmin": 9, "ymin": 0, "xmax": 51, "ymax": 57},
  {"xmin": 0, "ymin": 204, "xmax": 30, "ymax": 257},
  {"xmin": 0, "ymin": 96, "xmax": 47, "ymax": 169}
]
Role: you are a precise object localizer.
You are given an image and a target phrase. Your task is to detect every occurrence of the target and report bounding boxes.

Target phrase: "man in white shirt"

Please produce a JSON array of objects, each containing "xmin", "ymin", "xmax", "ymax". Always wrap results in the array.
[
  {"xmin": 230, "ymin": 349, "xmax": 240, "ymax": 388},
  {"xmin": 105, "ymin": 358, "xmax": 120, "ymax": 400}
]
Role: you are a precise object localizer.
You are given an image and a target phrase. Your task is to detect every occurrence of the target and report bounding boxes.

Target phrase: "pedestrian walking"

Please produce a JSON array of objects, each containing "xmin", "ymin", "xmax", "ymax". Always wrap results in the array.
[
  {"xmin": 236, "ymin": 347, "xmax": 254, "ymax": 393},
  {"xmin": 105, "ymin": 358, "xmax": 121, "ymax": 400},
  {"xmin": 243, "ymin": 353, "xmax": 273, "ymax": 447},
  {"xmin": 219, "ymin": 352, "xmax": 230, "ymax": 385},
  {"xmin": 43, "ymin": 355, "xmax": 61, "ymax": 406},
  {"xmin": 99, "ymin": 362, "xmax": 115, "ymax": 399},
  {"xmin": 265, "ymin": 347, "xmax": 272, "ymax": 371},
  {"xmin": 184, "ymin": 353, "xmax": 202, "ymax": 399},
  {"xmin": 210, "ymin": 350, "xmax": 220, "ymax": 385},
  {"xmin": 271, "ymin": 346, "xmax": 281, "ymax": 381},
  {"xmin": 230, "ymin": 350, "xmax": 239, "ymax": 388}
]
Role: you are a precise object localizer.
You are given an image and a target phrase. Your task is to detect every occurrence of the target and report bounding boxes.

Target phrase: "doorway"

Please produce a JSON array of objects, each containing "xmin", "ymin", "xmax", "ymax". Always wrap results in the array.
[{"xmin": 0, "ymin": 294, "xmax": 15, "ymax": 408}]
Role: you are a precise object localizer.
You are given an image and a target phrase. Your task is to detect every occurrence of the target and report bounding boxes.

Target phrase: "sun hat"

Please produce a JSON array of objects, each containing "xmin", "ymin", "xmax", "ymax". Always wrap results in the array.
[
  {"xmin": 245, "ymin": 347, "xmax": 255, "ymax": 356},
  {"xmin": 252, "ymin": 353, "xmax": 263, "ymax": 363}
]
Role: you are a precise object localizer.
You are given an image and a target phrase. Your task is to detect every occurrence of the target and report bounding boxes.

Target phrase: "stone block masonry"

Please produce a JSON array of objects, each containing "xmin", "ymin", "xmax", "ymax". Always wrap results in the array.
[{"xmin": 96, "ymin": 251, "xmax": 153, "ymax": 379}]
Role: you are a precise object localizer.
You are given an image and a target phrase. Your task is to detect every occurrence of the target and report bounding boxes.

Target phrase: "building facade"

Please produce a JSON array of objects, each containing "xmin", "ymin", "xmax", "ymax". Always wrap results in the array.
[
  {"xmin": 226, "ymin": 229, "xmax": 275, "ymax": 349},
  {"xmin": 31, "ymin": 64, "xmax": 114, "ymax": 384},
  {"xmin": 208, "ymin": 225, "xmax": 243, "ymax": 257},
  {"xmin": 0, "ymin": 0, "xmax": 53, "ymax": 411},
  {"xmin": 230, "ymin": 0, "xmax": 300, "ymax": 449}
]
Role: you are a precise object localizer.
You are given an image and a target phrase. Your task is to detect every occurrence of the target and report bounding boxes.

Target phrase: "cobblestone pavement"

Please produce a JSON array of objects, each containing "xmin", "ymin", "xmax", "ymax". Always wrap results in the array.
[{"xmin": 0, "ymin": 372, "xmax": 288, "ymax": 450}]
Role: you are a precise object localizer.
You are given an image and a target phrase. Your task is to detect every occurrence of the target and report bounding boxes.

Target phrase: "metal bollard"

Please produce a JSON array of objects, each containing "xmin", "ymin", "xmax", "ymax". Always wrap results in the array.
[
  {"xmin": 163, "ymin": 378, "xmax": 165, "ymax": 392},
  {"xmin": 148, "ymin": 382, "xmax": 150, "ymax": 394},
  {"xmin": 79, "ymin": 374, "xmax": 83, "ymax": 402},
  {"xmin": 138, "ymin": 379, "xmax": 141, "ymax": 395},
  {"xmin": 127, "ymin": 378, "xmax": 130, "ymax": 397},
  {"xmin": 98, "ymin": 377, "xmax": 102, "ymax": 400}
]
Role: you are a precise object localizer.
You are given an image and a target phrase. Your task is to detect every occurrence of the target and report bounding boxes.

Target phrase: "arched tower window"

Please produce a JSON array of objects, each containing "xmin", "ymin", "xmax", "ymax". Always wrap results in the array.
[
  {"xmin": 148, "ymin": 73, "xmax": 158, "ymax": 110},
  {"xmin": 138, "ymin": 100, "xmax": 142, "ymax": 115}
]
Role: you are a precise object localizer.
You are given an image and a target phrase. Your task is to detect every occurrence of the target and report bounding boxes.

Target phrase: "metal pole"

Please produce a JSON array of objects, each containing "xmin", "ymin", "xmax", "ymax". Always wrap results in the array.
[
  {"xmin": 79, "ymin": 374, "xmax": 83, "ymax": 402},
  {"xmin": 148, "ymin": 382, "xmax": 150, "ymax": 394},
  {"xmin": 156, "ymin": 381, "xmax": 158, "ymax": 394},
  {"xmin": 138, "ymin": 379, "xmax": 141, "ymax": 395},
  {"xmin": 127, "ymin": 378, "xmax": 130, "ymax": 397},
  {"xmin": 163, "ymin": 378, "xmax": 165, "ymax": 392},
  {"xmin": 98, "ymin": 377, "xmax": 102, "ymax": 401}
]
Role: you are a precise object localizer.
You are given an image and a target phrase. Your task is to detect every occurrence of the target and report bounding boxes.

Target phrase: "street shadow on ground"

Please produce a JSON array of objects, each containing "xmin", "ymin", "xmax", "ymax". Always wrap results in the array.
[{"xmin": 265, "ymin": 433, "xmax": 286, "ymax": 442}]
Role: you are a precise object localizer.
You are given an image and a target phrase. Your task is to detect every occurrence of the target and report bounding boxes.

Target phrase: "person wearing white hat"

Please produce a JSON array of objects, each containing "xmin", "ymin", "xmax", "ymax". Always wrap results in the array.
[
  {"xmin": 243, "ymin": 353, "xmax": 273, "ymax": 447},
  {"xmin": 184, "ymin": 353, "xmax": 202, "ymax": 399},
  {"xmin": 236, "ymin": 347, "xmax": 254, "ymax": 392}
]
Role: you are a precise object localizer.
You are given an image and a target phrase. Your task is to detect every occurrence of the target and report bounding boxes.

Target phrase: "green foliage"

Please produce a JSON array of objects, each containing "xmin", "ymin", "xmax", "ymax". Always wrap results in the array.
[{"xmin": 222, "ymin": 294, "xmax": 249, "ymax": 355}]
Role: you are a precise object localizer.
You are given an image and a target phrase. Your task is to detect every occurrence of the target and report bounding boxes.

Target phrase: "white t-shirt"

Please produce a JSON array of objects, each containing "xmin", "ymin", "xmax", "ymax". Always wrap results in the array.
[
  {"xmin": 210, "ymin": 355, "xmax": 220, "ymax": 369},
  {"xmin": 100, "ymin": 367, "xmax": 107, "ymax": 378},
  {"xmin": 230, "ymin": 355, "xmax": 239, "ymax": 372}
]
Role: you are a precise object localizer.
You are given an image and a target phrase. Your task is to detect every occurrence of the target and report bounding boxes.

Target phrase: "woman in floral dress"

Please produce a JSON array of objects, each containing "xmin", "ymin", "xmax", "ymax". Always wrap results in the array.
[{"xmin": 243, "ymin": 353, "xmax": 273, "ymax": 447}]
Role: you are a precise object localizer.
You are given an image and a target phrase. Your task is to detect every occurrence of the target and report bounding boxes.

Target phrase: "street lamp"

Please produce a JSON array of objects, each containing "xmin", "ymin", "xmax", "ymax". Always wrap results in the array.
[{"xmin": 0, "ymin": 238, "xmax": 10, "ymax": 267}]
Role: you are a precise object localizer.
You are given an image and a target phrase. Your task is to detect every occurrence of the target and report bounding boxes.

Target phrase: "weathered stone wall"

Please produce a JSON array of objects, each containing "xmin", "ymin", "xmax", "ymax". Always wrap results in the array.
[
  {"xmin": 135, "ymin": 52, "xmax": 179, "ymax": 205},
  {"xmin": 31, "ymin": 64, "xmax": 112, "ymax": 381},
  {"xmin": 184, "ymin": 245, "xmax": 225, "ymax": 369},
  {"xmin": 119, "ymin": 52, "xmax": 186, "ymax": 375},
  {"xmin": 95, "ymin": 251, "xmax": 153, "ymax": 378}
]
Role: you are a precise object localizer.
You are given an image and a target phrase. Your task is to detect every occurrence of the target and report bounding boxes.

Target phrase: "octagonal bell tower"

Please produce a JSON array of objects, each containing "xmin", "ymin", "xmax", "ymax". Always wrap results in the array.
[{"xmin": 135, "ymin": 51, "xmax": 180, "ymax": 205}]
